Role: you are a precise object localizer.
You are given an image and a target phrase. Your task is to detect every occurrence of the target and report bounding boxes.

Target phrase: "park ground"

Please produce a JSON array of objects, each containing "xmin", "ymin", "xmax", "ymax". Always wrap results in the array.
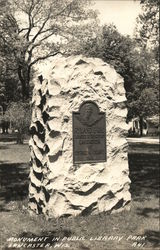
[{"xmin": 0, "ymin": 136, "xmax": 159, "ymax": 250}]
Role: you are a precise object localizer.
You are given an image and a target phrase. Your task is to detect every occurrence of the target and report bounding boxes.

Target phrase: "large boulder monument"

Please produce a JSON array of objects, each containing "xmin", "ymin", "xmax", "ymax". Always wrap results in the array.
[{"xmin": 29, "ymin": 56, "xmax": 131, "ymax": 217}]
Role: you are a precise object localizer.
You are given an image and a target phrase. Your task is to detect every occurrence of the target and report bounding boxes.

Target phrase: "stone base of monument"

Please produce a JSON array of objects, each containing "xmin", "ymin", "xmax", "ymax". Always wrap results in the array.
[{"xmin": 29, "ymin": 56, "xmax": 131, "ymax": 218}]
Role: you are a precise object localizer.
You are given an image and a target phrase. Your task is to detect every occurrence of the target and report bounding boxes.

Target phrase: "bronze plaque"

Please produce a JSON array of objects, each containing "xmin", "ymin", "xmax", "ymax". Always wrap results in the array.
[{"xmin": 73, "ymin": 101, "xmax": 106, "ymax": 164}]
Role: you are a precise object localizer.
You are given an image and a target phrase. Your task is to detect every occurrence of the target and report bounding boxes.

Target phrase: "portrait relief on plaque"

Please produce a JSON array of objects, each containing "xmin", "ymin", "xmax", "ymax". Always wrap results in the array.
[{"xmin": 73, "ymin": 101, "xmax": 106, "ymax": 164}]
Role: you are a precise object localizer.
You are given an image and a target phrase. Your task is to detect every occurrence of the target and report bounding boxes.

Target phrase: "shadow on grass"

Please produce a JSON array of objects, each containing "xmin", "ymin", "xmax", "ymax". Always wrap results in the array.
[
  {"xmin": 0, "ymin": 162, "xmax": 29, "ymax": 211},
  {"xmin": 136, "ymin": 208, "xmax": 159, "ymax": 218},
  {"xmin": 20, "ymin": 229, "xmax": 72, "ymax": 238},
  {"xmin": 0, "ymin": 133, "xmax": 17, "ymax": 142},
  {"xmin": 145, "ymin": 230, "xmax": 160, "ymax": 248},
  {"xmin": 0, "ymin": 145, "xmax": 10, "ymax": 150},
  {"xmin": 128, "ymin": 153, "xmax": 159, "ymax": 200}
]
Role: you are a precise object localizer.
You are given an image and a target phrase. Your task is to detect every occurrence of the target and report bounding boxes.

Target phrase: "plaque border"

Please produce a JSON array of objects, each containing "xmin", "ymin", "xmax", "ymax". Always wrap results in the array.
[{"xmin": 72, "ymin": 100, "xmax": 107, "ymax": 164}]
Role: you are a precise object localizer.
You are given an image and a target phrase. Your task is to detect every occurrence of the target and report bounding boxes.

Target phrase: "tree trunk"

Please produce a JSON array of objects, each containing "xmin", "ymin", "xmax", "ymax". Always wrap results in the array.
[
  {"xmin": 139, "ymin": 116, "xmax": 143, "ymax": 137},
  {"xmin": 18, "ymin": 64, "xmax": 30, "ymax": 100},
  {"xmin": 2, "ymin": 121, "xmax": 5, "ymax": 134},
  {"xmin": 16, "ymin": 129, "xmax": 24, "ymax": 144}
]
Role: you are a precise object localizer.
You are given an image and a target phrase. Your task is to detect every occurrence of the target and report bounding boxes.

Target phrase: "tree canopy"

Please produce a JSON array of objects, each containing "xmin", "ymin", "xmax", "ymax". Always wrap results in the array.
[
  {"xmin": 135, "ymin": 0, "xmax": 159, "ymax": 59},
  {"xmin": 0, "ymin": 0, "xmax": 97, "ymax": 100},
  {"xmin": 78, "ymin": 18, "xmax": 159, "ymax": 121},
  {"xmin": 130, "ymin": 0, "xmax": 159, "ymax": 120},
  {"xmin": 77, "ymin": 24, "xmax": 136, "ymax": 92}
]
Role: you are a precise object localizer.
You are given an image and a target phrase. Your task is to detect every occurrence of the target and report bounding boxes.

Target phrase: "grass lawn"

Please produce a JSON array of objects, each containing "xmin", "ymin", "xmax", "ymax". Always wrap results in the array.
[
  {"xmin": 0, "ymin": 144, "xmax": 30, "ymax": 164},
  {"xmin": 0, "ymin": 142, "xmax": 159, "ymax": 250}
]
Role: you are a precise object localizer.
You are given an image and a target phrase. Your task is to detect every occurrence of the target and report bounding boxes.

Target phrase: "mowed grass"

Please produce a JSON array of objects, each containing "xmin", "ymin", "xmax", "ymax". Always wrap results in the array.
[
  {"xmin": 0, "ymin": 142, "xmax": 159, "ymax": 250},
  {"xmin": 0, "ymin": 143, "xmax": 30, "ymax": 164}
]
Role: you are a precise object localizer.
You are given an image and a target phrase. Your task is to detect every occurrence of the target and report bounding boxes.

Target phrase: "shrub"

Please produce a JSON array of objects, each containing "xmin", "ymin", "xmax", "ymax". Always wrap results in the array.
[{"xmin": 5, "ymin": 101, "xmax": 31, "ymax": 143}]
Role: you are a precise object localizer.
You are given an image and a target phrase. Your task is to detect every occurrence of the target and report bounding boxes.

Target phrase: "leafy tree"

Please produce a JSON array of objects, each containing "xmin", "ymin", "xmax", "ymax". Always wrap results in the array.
[
  {"xmin": 0, "ymin": 54, "xmax": 21, "ymax": 112},
  {"xmin": 138, "ymin": 88, "xmax": 159, "ymax": 116},
  {"xmin": 135, "ymin": 0, "xmax": 159, "ymax": 59},
  {"xmin": 78, "ymin": 23, "xmax": 158, "ymax": 135},
  {"xmin": 0, "ymin": 0, "xmax": 97, "ymax": 100},
  {"xmin": 77, "ymin": 24, "xmax": 135, "ymax": 91},
  {"xmin": 5, "ymin": 102, "xmax": 31, "ymax": 143},
  {"xmin": 127, "ymin": 44, "xmax": 159, "ymax": 134},
  {"xmin": 129, "ymin": 0, "xmax": 159, "ymax": 134}
]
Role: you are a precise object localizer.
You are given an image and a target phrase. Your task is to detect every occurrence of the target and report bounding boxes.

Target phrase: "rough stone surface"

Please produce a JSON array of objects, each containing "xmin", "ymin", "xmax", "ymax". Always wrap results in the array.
[{"xmin": 29, "ymin": 55, "xmax": 131, "ymax": 218}]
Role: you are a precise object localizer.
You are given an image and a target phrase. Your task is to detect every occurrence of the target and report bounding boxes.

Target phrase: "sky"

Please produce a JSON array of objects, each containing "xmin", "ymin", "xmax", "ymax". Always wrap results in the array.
[{"xmin": 93, "ymin": 0, "xmax": 142, "ymax": 36}]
